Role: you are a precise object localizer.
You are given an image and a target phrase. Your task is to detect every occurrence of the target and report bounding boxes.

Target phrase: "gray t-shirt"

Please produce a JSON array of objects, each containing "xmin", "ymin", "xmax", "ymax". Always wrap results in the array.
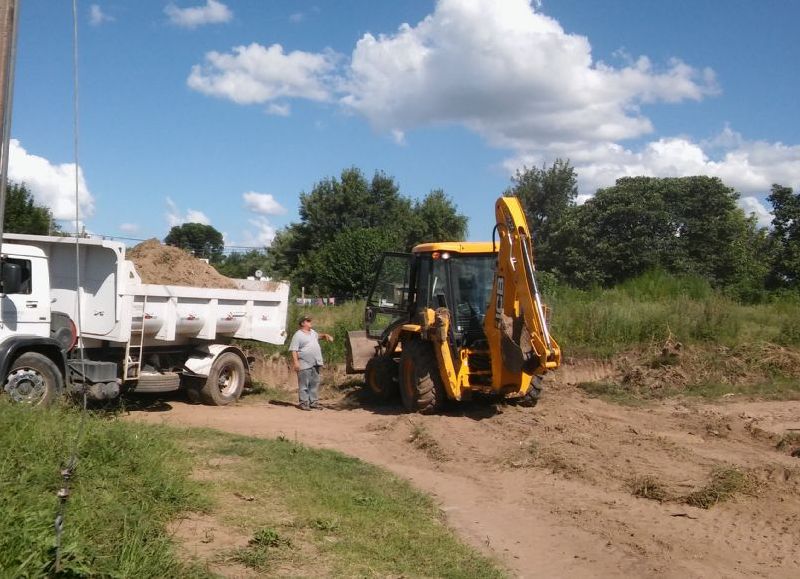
[{"xmin": 289, "ymin": 329, "xmax": 324, "ymax": 370}]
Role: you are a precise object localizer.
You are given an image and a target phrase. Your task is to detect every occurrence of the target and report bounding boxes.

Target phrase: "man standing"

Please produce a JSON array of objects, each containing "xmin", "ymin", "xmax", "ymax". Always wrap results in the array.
[{"xmin": 289, "ymin": 315, "xmax": 333, "ymax": 411}]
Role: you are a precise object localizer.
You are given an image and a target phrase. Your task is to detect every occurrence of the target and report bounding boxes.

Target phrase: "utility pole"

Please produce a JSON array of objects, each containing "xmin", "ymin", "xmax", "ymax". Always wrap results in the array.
[{"xmin": 0, "ymin": 0, "xmax": 19, "ymax": 247}]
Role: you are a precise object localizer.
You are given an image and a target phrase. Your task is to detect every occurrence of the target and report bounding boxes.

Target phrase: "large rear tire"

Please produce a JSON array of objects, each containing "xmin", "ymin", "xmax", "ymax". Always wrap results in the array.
[
  {"xmin": 197, "ymin": 352, "xmax": 247, "ymax": 406},
  {"xmin": 399, "ymin": 339, "xmax": 446, "ymax": 415},
  {"xmin": 365, "ymin": 355, "xmax": 399, "ymax": 400},
  {"xmin": 4, "ymin": 352, "xmax": 63, "ymax": 406}
]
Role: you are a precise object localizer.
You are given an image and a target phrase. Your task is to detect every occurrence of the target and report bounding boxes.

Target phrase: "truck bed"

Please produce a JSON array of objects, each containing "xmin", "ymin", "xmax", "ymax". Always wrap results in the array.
[{"xmin": 4, "ymin": 234, "xmax": 290, "ymax": 346}]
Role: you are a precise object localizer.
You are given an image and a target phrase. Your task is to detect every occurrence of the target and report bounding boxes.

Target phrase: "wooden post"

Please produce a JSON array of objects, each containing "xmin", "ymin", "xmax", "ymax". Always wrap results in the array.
[{"xmin": 0, "ymin": 0, "xmax": 20, "ymax": 245}]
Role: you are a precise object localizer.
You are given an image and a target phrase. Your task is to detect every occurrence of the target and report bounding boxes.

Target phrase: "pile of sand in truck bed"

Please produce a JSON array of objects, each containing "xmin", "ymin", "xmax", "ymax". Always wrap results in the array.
[{"xmin": 127, "ymin": 239, "xmax": 238, "ymax": 289}]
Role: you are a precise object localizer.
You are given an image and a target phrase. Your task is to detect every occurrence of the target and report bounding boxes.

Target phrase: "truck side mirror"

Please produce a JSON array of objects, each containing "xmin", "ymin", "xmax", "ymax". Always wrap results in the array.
[{"xmin": 1, "ymin": 261, "xmax": 22, "ymax": 295}]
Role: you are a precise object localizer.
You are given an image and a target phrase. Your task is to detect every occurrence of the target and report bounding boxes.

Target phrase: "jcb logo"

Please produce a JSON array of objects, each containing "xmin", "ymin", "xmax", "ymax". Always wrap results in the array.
[{"xmin": 494, "ymin": 276, "xmax": 504, "ymax": 326}]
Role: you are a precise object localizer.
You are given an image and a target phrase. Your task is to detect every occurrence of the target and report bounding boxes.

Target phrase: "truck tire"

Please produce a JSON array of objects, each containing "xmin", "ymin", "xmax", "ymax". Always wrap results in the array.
[
  {"xmin": 133, "ymin": 372, "xmax": 181, "ymax": 393},
  {"xmin": 365, "ymin": 355, "xmax": 399, "ymax": 400},
  {"xmin": 399, "ymin": 339, "xmax": 445, "ymax": 414},
  {"xmin": 197, "ymin": 352, "xmax": 246, "ymax": 406},
  {"xmin": 4, "ymin": 352, "xmax": 64, "ymax": 406}
]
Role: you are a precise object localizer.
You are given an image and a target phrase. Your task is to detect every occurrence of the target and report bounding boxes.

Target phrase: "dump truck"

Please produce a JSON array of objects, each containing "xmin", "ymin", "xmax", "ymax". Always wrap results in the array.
[
  {"xmin": 346, "ymin": 196, "xmax": 561, "ymax": 413},
  {"xmin": 0, "ymin": 233, "xmax": 289, "ymax": 406}
]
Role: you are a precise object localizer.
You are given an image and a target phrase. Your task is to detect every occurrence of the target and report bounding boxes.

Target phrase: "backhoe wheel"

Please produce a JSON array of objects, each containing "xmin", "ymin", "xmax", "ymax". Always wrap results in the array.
[
  {"xmin": 400, "ymin": 340, "xmax": 446, "ymax": 415},
  {"xmin": 365, "ymin": 355, "xmax": 399, "ymax": 400},
  {"xmin": 4, "ymin": 352, "xmax": 64, "ymax": 406},
  {"xmin": 197, "ymin": 352, "xmax": 246, "ymax": 406}
]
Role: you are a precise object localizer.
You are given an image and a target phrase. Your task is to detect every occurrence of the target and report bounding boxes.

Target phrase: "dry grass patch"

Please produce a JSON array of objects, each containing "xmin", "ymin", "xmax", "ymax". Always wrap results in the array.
[
  {"xmin": 507, "ymin": 440, "xmax": 584, "ymax": 478},
  {"xmin": 776, "ymin": 432, "xmax": 800, "ymax": 456},
  {"xmin": 407, "ymin": 422, "xmax": 449, "ymax": 462},
  {"xmin": 630, "ymin": 475, "xmax": 669, "ymax": 502},
  {"xmin": 683, "ymin": 467, "xmax": 756, "ymax": 509}
]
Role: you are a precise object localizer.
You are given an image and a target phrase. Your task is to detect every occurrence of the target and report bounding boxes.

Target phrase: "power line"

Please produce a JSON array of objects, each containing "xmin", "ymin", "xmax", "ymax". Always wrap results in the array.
[{"xmin": 76, "ymin": 232, "xmax": 270, "ymax": 252}]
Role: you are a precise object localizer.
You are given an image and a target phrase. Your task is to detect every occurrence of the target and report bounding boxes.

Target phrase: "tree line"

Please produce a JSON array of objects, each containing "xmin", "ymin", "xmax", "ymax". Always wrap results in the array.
[
  {"xmin": 6, "ymin": 166, "xmax": 799, "ymax": 300},
  {"xmin": 508, "ymin": 162, "xmax": 798, "ymax": 299}
]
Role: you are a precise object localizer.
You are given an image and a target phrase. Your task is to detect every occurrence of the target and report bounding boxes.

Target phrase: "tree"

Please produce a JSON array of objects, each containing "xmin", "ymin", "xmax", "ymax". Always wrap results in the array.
[
  {"xmin": 164, "ymin": 223, "xmax": 224, "ymax": 262},
  {"xmin": 267, "ymin": 167, "xmax": 468, "ymax": 296},
  {"xmin": 295, "ymin": 168, "xmax": 415, "ymax": 255},
  {"xmin": 262, "ymin": 225, "xmax": 300, "ymax": 281},
  {"xmin": 215, "ymin": 249, "xmax": 271, "ymax": 279},
  {"xmin": 4, "ymin": 182, "xmax": 59, "ymax": 235},
  {"xmin": 506, "ymin": 159, "xmax": 578, "ymax": 271},
  {"xmin": 307, "ymin": 228, "xmax": 395, "ymax": 297},
  {"xmin": 767, "ymin": 184, "xmax": 800, "ymax": 289},
  {"xmin": 550, "ymin": 176, "xmax": 766, "ymax": 292},
  {"xmin": 405, "ymin": 189, "xmax": 468, "ymax": 248}
]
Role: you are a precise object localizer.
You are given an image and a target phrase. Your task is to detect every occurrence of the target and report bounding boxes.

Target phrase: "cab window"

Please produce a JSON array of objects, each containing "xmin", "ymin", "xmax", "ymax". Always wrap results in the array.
[{"xmin": 5, "ymin": 258, "xmax": 32, "ymax": 294}]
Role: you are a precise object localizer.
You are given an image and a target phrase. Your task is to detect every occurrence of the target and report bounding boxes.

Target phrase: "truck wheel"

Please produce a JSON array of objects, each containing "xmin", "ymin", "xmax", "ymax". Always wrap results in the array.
[
  {"xmin": 400, "ymin": 340, "xmax": 445, "ymax": 414},
  {"xmin": 4, "ymin": 352, "xmax": 64, "ymax": 406},
  {"xmin": 365, "ymin": 355, "xmax": 399, "ymax": 400},
  {"xmin": 198, "ymin": 352, "xmax": 246, "ymax": 406}
]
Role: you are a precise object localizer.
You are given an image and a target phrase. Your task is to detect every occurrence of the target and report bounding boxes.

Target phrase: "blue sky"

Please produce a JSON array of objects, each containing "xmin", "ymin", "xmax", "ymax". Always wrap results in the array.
[{"xmin": 9, "ymin": 0, "xmax": 800, "ymax": 248}]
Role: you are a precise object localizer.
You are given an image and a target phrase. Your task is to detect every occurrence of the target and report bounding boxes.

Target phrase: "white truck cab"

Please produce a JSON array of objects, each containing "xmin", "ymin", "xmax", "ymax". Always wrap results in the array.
[{"xmin": 1, "ymin": 244, "xmax": 51, "ymax": 339}]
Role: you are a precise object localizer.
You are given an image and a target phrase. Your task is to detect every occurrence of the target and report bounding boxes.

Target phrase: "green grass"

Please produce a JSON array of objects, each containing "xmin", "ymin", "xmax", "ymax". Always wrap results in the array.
[
  {"xmin": 0, "ymin": 401, "xmax": 208, "ymax": 577},
  {"xmin": 187, "ymin": 431, "xmax": 504, "ymax": 577},
  {"xmin": 546, "ymin": 270, "xmax": 800, "ymax": 357},
  {"xmin": 2, "ymin": 402, "xmax": 502, "ymax": 577}
]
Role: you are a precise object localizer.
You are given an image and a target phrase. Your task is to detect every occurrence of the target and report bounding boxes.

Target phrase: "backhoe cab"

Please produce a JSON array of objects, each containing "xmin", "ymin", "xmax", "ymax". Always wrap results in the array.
[{"xmin": 346, "ymin": 197, "xmax": 561, "ymax": 414}]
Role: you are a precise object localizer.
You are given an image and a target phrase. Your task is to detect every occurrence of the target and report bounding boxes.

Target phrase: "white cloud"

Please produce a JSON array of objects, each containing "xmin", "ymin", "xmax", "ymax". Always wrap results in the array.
[
  {"xmin": 186, "ymin": 0, "xmax": 713, "ymax": 142},
  {"xmin": 89, "ymin": 4, "xmax": 114, "ymax": 26},
  {"xmin": 8, "ymin": 139, "xmax": 95, "ymax": 221},
  {"xmin": 506, "ymin": 128, "xmax": 800, "ymax": 196},
  {"xmin": 187, "ymin": 43, "xmax": 338, "ymax": 106},
  {"xmin": 266, "ymin": 102, "xmax": 291, "ymax": 116},
  {"xmin": 242, "ymin": 192, "xmax": 286, "ymax": 216},
  {"xmin": 242, "ymin": 217, "xmax": 277, "ymax": 247},
  {"xmin": 184, "ymin": 0, "xmax": 799, "ymax": 202},
  {"xmin": 340, "ymin": 0, "xmax": 717, "ymax": 150},
  {"xmin": 119, "ymin": 223, "xmax": 139, "ymax": 233},
  {"xmin": 165, "ymin": 197, "xmax": 211, "ymax": 227},
  {"xmin": 738, "ymin": 196, "xmax": 773, "ymax": 229},
  {"xmin": 165, "ymin": 0, "xmax": 232, "ymax": 29},
  {"xmin": 289, "ymin": 12, "xmax": 304, "ymax": 23}
]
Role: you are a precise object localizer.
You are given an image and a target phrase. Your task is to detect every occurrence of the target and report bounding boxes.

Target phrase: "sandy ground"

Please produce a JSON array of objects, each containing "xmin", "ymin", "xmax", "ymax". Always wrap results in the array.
[{"xmin": 127, "ymin": 365, "xmax": 800, "ymax": 578}]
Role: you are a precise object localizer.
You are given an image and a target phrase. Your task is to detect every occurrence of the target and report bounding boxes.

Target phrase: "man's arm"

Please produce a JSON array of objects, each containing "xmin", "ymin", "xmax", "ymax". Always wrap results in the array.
[
  {"xmin": 291, "ymin": 350, "xmax": 300, "ymax": 371},
  {"xmin": 318, "ymin": 332, "xmax": 334, "ymax": 343}
]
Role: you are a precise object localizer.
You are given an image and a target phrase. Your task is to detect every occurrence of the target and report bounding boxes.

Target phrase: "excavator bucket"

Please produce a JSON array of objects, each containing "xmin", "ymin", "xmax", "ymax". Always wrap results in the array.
[{"xmin": 345, "ymin": 330, "xmax": 377, "ymax": 374}]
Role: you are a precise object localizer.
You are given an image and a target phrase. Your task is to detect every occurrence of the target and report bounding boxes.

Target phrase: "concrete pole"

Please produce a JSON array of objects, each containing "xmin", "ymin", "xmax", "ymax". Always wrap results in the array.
[{"xmin": 0, "ymin": 0, "xmax": 19, "ymax": 248}]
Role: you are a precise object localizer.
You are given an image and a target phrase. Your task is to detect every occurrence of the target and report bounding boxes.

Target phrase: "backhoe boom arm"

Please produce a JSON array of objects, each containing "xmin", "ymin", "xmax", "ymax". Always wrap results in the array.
[{"xmin": 483, "ymin": 197, "xmax": 561, "ymax": 393}]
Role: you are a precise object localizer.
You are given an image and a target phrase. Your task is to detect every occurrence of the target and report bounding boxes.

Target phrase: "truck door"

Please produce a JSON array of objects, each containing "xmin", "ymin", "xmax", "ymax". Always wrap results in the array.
[
  {"xmin": 365, "ymin": 252, "xmax": 412, "ymax": 341},
  {"xmin": 0, "ymin": 256, "xmax": 50, "ymax": 337}
]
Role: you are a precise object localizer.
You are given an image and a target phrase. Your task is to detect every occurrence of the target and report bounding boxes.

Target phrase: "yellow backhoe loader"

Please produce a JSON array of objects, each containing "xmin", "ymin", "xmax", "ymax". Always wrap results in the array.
[{"xmin": 346, "ymin": 196, "xmax": 561, "ymax": 413}]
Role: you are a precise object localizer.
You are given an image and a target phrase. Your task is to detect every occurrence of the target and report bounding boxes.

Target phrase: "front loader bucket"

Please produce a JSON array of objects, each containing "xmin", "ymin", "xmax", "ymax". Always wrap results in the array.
[{"xmin": 345, "ymin": 330, "xmax": 377, "ymax": 374}]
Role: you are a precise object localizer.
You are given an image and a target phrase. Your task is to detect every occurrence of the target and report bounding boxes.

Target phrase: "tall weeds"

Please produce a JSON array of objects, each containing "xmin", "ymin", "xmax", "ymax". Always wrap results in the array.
[{"xmin": 545, "ymin": 270, "xmax": 799, "ymax": 357}]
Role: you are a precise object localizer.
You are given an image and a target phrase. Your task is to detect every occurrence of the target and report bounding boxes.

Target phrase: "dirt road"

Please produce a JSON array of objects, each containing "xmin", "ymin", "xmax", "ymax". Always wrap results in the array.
[{"xmin": 128, "ymin": 371, "xmax": 800, "ymax": 578}]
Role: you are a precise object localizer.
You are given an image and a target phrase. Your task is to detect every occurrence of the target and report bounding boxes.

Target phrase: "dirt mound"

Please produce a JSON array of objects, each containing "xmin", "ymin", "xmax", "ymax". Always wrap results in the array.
[
  {"xmin": 603, "ymin": 339, "xmax": 800, "ymax": 399},
  {"xmin": 127, "ymin": 239, "xmax": 237, "ymax": 289}
]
